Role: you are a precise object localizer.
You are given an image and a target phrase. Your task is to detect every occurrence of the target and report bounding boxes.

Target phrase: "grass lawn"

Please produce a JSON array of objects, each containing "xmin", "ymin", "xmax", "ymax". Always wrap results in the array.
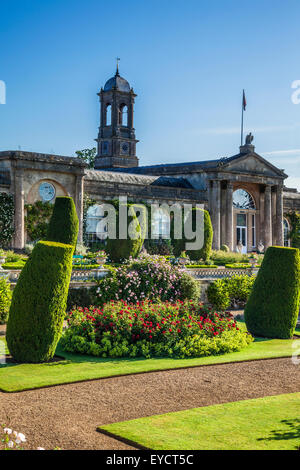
[
  {"xmin": 0, "ymin": 325, "xmax": 299, "ymax": 392},
  {"xmin": 99, "ymin": 393, "xmax": 300, "ymax": 450}
]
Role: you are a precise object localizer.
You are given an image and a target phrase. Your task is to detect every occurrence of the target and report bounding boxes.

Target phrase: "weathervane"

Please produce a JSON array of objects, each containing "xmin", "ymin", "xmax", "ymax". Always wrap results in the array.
[{"xmin": 116, "ymin": 57, "xmax": 120, "ymax": 75}]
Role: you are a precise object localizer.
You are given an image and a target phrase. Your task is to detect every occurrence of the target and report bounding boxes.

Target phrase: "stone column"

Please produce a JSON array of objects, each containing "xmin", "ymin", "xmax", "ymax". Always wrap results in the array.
[
  {"xmin": 264, "ymin": 185, "xmax": 272, "ymax": 250},
  {"xmin": 275, "ymin": 184, "xmax": 284, "ymax": 246},
  {"xmin": 14, "ymin": 169, "xmax": 25, "ymax": 250},
  {"xmin": 75, "ymin": 174, "xmax": 84, "ymax": 244},
  {"xmin": 226, "ymin": 182, "xmax": 233, "ymax": 251},
  {"xmin": 211, "ymin": 180, "xmax": 221, "ymax": 250}
]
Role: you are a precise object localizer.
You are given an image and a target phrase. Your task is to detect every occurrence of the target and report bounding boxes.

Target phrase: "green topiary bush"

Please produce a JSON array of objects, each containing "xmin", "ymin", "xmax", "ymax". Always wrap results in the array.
[
  {"xmin": 244, "ymin": 246, "xmax": 300, "ymax": 339},
  {"xmin": 6, "ymin": 241, "xmax": 74, "ymax": 363},
  {"xmin": 207, "ymin": 274, "xmax": 255, "ymax": 310},
  {"xmin": 106, "ymin": 203, "xmax": 146, "ymax": 263},
  {"xmin": 47, "ymin": 197, "xmax": 79, "ymax": 248},
  {"xmin": 0, "ymin": 278, "xmax": 12, "ymax": 324},
  {"xmin": 173, "ymin": 208, "xmax": 213, "ymax": 261}
]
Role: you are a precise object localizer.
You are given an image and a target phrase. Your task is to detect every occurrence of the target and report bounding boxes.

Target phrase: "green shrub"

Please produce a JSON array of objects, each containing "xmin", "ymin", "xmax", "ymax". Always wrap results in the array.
[
  {"xmin": 47, "ymin": 197, "xmax": 79, "ymax": 248},
  {"xmin": 244, "ymin": 247, "xmax": 300, "ymax": 339},
  {"xmin": 173, "ymin": 208, "xmax": 213, "ymax": 261},
  {"xmin": 106, "ymin": 203, "xmax": 146, "ymax": 263},
  {"xmin": 207, "ymin": 279, "xmax": 230, "ymax": 310},
  {"xmin": 220, "ymin": 244, "xmax": 230, "ymax": 252},
  {"xmin": 186, "ymin": 264, "xmax": 218, "ymax": 269},
  {"xmin": 67, "ymin": 287, "xmax": 96, "ymax": 311},
  {"xmin": 207, "ymin": 274, "xmax": 255, "ymax": 310},
  {"xmin": 0, "ymin": 278, "xmax": 12, "ymax": 324},
  {"xmin": 210, "ymin": 250, "xmax": 249, "ymax": 266},
  {"xmin": 6, "ymin": 241, "xmax": 74, "ymax": 363},
  {"xmin": 60, "ymin": 301, "xmax": 253, "ymax": 359},
  {"xmin": 225, "ymin": 263, "xmax": 251, "ymax": 269},
  {"xmin": 2, "ymin": 261, "xmax": 26, "ymax": 270}
]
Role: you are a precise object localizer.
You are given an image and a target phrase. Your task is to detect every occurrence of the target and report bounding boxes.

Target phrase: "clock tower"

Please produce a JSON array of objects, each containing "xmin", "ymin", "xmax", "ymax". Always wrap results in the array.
[{"xmin": 94, "ymin": 64, "xmax": 139, "ymax": 169}]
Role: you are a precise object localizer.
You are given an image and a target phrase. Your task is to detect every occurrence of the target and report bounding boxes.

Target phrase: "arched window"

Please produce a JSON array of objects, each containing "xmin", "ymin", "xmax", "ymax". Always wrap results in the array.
[
  {"xmin": 119, "ymin": 104, "xmax": 128, "ymax": 126},
  {"xmin": 284, "ymin": 219, "xmax": 290, "ymax": 247},
  {"xmin": 86, "ymin": 204, "xmax": 108, "ymax": 245},
  {"xmin": 106, "ymin": 104, "xmax": 112, "ymax": 126},
  {"xmin": 233, "ymin": 189, "xmax": 256, "ymax": 210},
  {"xmin": 152, "ymin": 208, "xmax": 170, "ymax": 239}
]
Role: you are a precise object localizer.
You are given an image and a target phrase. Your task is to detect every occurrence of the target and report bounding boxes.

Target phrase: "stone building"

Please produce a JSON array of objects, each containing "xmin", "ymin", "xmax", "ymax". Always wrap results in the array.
[{"xmin": 0, "ymin": 68, "xmax": 299, "ymax": 252}]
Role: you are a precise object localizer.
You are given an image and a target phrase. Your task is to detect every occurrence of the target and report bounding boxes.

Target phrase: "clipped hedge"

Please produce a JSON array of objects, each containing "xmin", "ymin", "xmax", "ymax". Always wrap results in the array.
[
  {"xmin": 0, "ymin": 278, "xmax": 12, "ymax": 324},
  {"xmin": 207, "ymin": 274, "xmax": 255, "ymax": 311},
  {"xmin": 244, "ymin": 246, "xmax": 300, "ymax": 339},
  {"xmin": 106, "ymin": 203, "xmax": 146, "ymax": 263},
  {"xmin": 173, "ymin": 208, "xmax": 213, "ymax": 261},
  {"xmin": 47, "ymin": 197, "xmax": 79, "ymax": 248},
  {"xmin": 6, "ymin": 241, "xmax": 74, "ymax": 363}
]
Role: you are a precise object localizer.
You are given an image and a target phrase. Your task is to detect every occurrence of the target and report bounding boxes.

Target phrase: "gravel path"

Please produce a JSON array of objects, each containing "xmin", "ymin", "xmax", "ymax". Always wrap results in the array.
[{"xmin": 0, "ymin": 357, "xmax": 299, "ymax": 450}]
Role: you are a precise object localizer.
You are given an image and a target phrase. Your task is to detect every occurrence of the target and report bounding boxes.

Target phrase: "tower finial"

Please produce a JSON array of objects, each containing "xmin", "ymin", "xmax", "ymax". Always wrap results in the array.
[{"xmin": 116, "ymin": 57, "xmax": 120, "ymax": 76}]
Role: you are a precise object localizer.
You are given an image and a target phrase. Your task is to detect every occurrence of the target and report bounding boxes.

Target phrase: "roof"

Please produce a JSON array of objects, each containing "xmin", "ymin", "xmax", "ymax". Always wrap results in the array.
[
  {"xmin": 85, "ymin": 169, "xmax": 193, "ymax": 188},
  {"xmin": 104, "ymin": 72, "xmax": 131, "ymax": 92}
]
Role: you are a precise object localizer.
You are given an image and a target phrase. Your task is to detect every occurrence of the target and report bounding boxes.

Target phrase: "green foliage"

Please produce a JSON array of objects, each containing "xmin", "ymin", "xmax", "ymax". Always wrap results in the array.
[
  {"xmin": 0, "ymin": 193, "xmax": 14, "ymax": 248},
  {"xmin": 3, "ymin": 251, "xmax": 26, "ymax": 263},
  {"xmin": 60, "ymin": 301, "xmax": 253, "ymax": 359},
  {"xmin": 75, "ymin": 147, "xmax": 97, "ymax": 169},
  {"xmin": 47, "ymin": 197, "xmax": 79, "ymax": 248},
  {"xmin": 287, "ymin": 211, "xmax": 300, "ymax": 248},
  {"xmin": 210, "ymin": 250, "xmax": 249, "ymax": 265},
  {"xmin": 244, "ymin": 246, "xmax": 300, "ymax": 339},
  {"xmin": 93, "ymin": 254, "xmax": 200, "ymax": 306},
  {"xmin": 6, "ymin": 240, "xmax": 74, "ymax": 363},
  {"xmin": 225, "ymin": 263, "xmax": 251, "ymax": 269},
  {"xmin": 2, "ymin": 261, "xmax": 26, "ymax": 270},
  {"xmin": 67, "ymin": 287, "xmax": 96, "ymax": 311},
  {"xmin": 106, "ymin": 203, "xmax": 146, "ymax": 263},
  {"xmin": 173, "ymin": 208, "xmax": 213, "ymax": 261},
  {"xmin": 0, "ymin": 278, "xmax": 12, "ymax": 324},
  {"xmin": 207, "ymin": 275, "xmax": 255, "ymax": 310},
  {"xmin": 220, "ymin": 244, "xmax": 230, "ymax": 252},
  {"xmin": 186, "ymin": 264, "xmax": 218, "ymax": 269},
  {"xmin": 25, "ymin": 201, "xmax": 53, "ymax": 241},
  {"xmin": 146, "ymin": 239, "xmax": 173, "ymax": 256}
]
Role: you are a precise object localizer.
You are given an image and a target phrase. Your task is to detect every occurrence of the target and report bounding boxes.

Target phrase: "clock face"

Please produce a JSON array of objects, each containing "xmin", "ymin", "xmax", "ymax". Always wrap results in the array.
[
  {"xmin": 39, "ymin": 182, "xmax": 56, "ymax": 202},
  {"xmin": 121, "ymin": 142, "xmax": 129, "ymax": 155}
]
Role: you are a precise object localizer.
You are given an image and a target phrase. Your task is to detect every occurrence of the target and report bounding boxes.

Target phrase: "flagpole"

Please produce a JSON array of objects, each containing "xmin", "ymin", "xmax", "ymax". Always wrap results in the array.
[{"xmin": 241, "ymin": 90, "xmax": 244, "ymax": 146}]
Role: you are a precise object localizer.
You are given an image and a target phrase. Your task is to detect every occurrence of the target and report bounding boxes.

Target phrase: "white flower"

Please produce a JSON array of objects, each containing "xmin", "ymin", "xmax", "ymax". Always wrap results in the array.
[
  {"xmin": 16, "ymin": 432, "xmax": 26, "ymax": 442},
  {"xmin": 7, "ymin": 440, "xmax": 14, "ymax": 448},
  {"xmin": 37, "ymin": 447, "xmax": 45, "ymax": 450},
  {"xmin": 3, "ymin": 427, "xmax": 12, "ymax": 435}
]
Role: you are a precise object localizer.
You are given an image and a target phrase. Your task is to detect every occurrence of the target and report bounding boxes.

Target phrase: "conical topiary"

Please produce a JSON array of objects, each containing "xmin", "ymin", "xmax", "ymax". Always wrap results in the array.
[
  {"xmin": 6, "ymin": 241, "xmax": 74, "ymax": 363},
  {"xmin": 47, "ymin": 196, "xmax": 79, "ymax": 248},
  {"xmin": 244, "ymin": 246, "xmax": 300, "ymax": 339}
]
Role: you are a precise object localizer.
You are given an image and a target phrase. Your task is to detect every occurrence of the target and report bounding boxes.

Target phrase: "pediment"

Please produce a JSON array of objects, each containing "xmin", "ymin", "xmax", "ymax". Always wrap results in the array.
[{"xmin": 222, "ymin": 152, "xmax": 287, "ymax": 178}]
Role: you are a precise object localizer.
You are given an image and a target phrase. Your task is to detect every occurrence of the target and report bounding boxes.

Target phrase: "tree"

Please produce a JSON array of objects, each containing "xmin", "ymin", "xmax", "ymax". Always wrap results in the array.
[
  {"xmin": 244, "ymin": 246, "xmax": 300, "ymax": 339},
  {"xmin": 75, "ymin": 148, "xmax": 97, "ymax": 169},
  {"xmin": 6, "ymin": 241, "xmax": 74, "ymax": 363}
]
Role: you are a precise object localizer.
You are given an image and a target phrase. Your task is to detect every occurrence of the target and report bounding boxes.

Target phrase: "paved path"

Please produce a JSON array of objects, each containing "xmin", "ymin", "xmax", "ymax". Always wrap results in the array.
[{"xmin": 0, "ymin": 357, "xmax": 299, "ymax": 450}]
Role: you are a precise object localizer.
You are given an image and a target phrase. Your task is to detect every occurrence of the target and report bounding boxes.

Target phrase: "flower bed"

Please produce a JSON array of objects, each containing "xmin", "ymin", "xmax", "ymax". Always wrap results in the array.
[
  {"xmin": 93, "ymin": 254, "xmax": 200, "ymax": 306},
  {"xmin": 60, "ymin": 300, "xmax": 253, "ymax": 359}
]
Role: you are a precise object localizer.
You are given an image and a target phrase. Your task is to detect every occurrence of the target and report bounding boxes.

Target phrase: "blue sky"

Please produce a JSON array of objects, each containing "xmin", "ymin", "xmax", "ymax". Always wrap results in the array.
[{"xmin": 0, "ymin": 0, "xmax": 300, "ymax": 189}]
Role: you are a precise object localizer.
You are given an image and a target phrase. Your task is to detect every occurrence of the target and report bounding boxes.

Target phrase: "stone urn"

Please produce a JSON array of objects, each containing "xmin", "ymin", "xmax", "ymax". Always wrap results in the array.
[
  {"xmin": 178, "ymin": 257, "xmax": 189, "ymax": 267},
  {"xmin": 257, "ymin": 241, "xmax": 264, "ymax": 254},
  {"xmin": 96, "ymin": 256, "xmax": 107, "ymax": 268}
]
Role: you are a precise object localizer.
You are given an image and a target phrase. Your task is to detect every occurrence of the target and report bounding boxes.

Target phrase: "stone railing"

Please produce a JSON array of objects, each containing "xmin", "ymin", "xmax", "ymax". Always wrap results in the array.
[
  {"xmin": 185, "ymin": 267, "xmax": 259, "ymax": 279},
  {"xmin": 1, "ymin": 268, "xmax": 110, "ymax": 283}
]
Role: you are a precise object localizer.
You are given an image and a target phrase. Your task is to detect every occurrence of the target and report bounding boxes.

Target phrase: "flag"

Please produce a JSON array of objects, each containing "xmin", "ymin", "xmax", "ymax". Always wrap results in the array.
[{"xmin": 242, "ymin": 90, "xmax": 247, "ymax": 111}]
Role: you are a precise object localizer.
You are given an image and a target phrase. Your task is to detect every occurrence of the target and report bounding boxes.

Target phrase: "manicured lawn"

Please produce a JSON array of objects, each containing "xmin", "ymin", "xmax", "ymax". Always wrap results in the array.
[
  {"xmin": 99, "ymin": 393, "xmax": 300, "ymax": 450},
  {"xmin": 0, "ymin": 331, "xmax": 299, "ymax": 392}
]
